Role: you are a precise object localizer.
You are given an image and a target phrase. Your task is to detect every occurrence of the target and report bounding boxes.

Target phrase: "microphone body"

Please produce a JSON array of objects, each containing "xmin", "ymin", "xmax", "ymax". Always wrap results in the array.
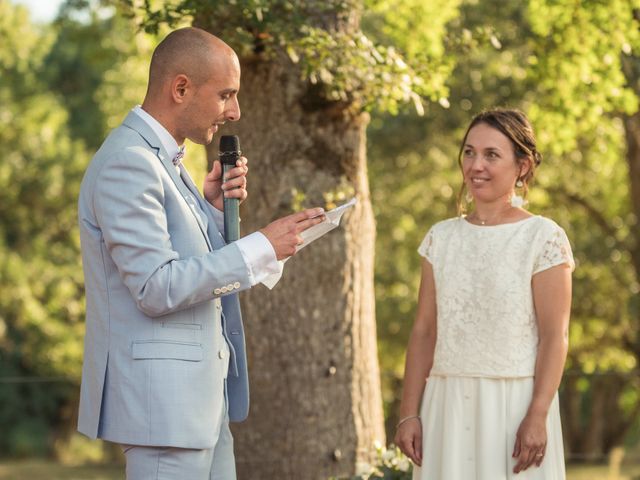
[{"xmin": 219, "ymin": 135, "xmax": 241, "ymax": 242}]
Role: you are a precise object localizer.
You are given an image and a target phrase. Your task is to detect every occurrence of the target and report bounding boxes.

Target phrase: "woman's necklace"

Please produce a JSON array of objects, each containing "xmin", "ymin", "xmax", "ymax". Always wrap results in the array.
[{"xmin": 471, "ymin": 205, "xmax": 514, "ymax": 226}]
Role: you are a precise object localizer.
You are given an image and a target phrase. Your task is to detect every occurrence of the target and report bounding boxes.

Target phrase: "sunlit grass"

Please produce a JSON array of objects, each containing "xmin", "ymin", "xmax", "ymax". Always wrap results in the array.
[
  {"xmin": 1, "ymin": 460, "xmax": 639, "ymax": 480},
  {"xmin": 0, "ymin": 460, "xmax": 121, "ymax": 480}
]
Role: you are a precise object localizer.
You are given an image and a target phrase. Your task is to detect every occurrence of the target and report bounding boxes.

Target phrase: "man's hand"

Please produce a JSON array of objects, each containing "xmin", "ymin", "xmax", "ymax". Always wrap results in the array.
[
  {"xmin": 204, "ymin": 157, "xmax": 248, "ymax": 211},
  {"xmin": 260, "ymin": 208, "xmax": 326, "ymax": 261}
]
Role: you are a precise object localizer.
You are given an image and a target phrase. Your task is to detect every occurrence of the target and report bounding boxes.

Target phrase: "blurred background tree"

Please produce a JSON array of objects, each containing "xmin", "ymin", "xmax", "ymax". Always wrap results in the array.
[
  {"xmin": 1, "ymin": 0, "xmax": 639, "ymax": 475},
  {"xmin": 0, "ymin": 0, "xmax": 153, "ymax": 459},
  {"xmin": 0, "ymin": 0, "xmax": 87, "ymax": 457}
]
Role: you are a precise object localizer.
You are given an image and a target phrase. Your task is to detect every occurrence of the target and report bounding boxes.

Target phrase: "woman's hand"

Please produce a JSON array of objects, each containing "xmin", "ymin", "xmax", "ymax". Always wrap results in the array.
[
  {"xmin": 512, "ymin": 412, "xmax": 547, "ymax": 473},
  {"xmin": 394, "ymin": 417, "xmax": 423, "ymax": 466}
]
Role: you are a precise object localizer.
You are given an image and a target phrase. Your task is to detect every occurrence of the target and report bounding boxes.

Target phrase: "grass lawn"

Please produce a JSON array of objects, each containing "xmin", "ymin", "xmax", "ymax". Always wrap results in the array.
[
  {"xmin": 0, "ymin": 460, "xmax": 122, "ymax": 480},
  {"xmin": 0, "ymin": 460, "xmax": 639, "ymax": 479}
]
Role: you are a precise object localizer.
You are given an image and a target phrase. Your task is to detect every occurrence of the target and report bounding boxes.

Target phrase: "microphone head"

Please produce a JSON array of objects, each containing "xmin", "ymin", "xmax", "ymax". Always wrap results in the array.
[
  {"xmin": 219, "ymin": 135, "xmax": 240, "ymax": 153},
  {"xmin": 219, "ymin": 135, "xmax": 241, "ymax": 165}
]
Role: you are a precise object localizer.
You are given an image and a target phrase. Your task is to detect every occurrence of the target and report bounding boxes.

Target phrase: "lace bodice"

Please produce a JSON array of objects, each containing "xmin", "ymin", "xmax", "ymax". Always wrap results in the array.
[{"xmin": 418, "ymin": 215, "xmax": 574, "ymax": 378}]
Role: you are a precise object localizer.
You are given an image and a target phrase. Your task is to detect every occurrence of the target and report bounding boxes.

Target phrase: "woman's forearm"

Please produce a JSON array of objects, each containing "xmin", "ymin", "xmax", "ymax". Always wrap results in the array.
[
  {"xmin": 528, "ymin": 334, "xmax": 568, "ymax": 417},
  {"xmin": 399, "ymin": 324, "xmax": 436, "ymax": 418}
]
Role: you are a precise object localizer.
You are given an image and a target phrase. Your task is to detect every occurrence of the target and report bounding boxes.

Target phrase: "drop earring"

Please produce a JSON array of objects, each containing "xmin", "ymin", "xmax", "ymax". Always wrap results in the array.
[{"xmin": 511, "ymin": 178, "xmax": 526, "ymax": 207}]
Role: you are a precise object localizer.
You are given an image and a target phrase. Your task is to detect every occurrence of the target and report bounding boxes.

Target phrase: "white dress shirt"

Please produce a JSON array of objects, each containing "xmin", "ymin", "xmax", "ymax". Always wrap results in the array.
[{"xmin": 132, "ymin": 105, "xmax": 280, "ymax": 286}]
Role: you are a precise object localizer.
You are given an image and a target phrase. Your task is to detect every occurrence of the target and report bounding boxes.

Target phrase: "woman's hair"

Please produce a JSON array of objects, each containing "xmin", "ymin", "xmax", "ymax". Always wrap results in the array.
[{"xmin": 456, "ymin": 108, "xmax": 542, "ymax": 214}]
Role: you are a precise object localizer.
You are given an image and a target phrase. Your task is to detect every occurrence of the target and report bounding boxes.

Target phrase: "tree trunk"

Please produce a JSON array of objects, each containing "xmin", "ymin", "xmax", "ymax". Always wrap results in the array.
[
  {"xmin": 560, "ymin": 372, "xmax": 640, "ymax": 461},
  {"xmin": 623, "ymin": 112, "xmax": 640, "ymax": 291},
  {"xmin": 206, "ymin": 53, "xmax": 384, "ymax": 479}
]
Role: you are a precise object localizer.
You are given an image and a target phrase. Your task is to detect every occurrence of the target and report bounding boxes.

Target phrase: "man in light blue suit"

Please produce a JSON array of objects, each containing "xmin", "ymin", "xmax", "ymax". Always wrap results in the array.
[{"xmin": 77, "ymin": 27, "xmax": 325, "ymax": 479}]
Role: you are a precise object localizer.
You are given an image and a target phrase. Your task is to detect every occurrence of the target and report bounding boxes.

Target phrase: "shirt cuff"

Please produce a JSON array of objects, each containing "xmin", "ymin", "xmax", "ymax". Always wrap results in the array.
[{"xmin": 235, "ymin": 232, "xmax": 280, "ymax": 286}]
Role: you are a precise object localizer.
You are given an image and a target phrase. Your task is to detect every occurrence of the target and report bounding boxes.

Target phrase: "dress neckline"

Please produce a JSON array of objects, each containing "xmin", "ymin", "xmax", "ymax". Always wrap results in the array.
[{"xmin": 461, "ymin": 214, "xmax": 538, "ymax": 229}]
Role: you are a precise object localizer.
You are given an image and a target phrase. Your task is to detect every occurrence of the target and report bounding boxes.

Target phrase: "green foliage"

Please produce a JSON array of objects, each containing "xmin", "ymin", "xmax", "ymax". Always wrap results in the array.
[
  {"xmin": 118, "ymin": 0, "xmax": 454, "ymax": 114},
  {"xmin": 525, "ymin": 0, "xmax": 640, "ymax": 156},
  {"xmin": 0, "ymin": 0, "xmax": 90, "ymax": 456},
  {"xmin": 44, "ymin": 1, "xmax": 154, "ymax": 147},
  {"xmin": 0, "ymin": 0, "xmax": 155, "ymax": 458}
]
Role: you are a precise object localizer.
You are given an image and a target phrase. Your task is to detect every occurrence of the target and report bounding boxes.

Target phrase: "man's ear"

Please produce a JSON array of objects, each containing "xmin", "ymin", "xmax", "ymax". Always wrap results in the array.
[{"xmin": 171, "ymin": 74, "xmax": 190, "ymax": 103}]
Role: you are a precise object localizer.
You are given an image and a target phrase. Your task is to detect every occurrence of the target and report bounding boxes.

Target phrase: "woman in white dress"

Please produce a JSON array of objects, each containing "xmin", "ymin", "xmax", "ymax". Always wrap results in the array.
[{"xmin": 394, "ymin": 108, "xmax": 574, "ymax": 479}]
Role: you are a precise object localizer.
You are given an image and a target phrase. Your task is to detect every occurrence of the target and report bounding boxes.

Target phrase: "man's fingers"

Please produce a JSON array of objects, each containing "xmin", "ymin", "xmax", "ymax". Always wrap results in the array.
[
  {"xmin": 290, "ymin": 208, "xmax": 324, "ymax": 223},
  {"xmin": 224, "ymin": 188, "xmax": 247, "ymax": 200},
  {"xmin": 222, "ymin": 175, "xmax": 247, "ymax": 191},
  {"xmin": 223, "ymin": 165, "xmax": 248, "ymax": 182},
  {"xmin": 208, "ymin": 160, "xmax": 222, "ymax": 180},
  {"xmin": 295, "ymin": 214, "xmax": 326, "ymax": 233}
]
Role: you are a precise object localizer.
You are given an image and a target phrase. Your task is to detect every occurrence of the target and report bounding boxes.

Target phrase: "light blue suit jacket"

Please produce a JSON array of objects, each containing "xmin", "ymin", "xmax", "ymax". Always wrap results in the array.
[{"xmin": 77, "ymin": 112, "xmax": 250, "ymax": 449}]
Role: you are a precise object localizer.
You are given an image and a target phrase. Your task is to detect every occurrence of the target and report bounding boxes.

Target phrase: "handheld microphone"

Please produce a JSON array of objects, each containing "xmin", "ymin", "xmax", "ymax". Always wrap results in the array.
[{"xmin": 219, "ymin": 135, "xmax": 241, "ymax": 242}]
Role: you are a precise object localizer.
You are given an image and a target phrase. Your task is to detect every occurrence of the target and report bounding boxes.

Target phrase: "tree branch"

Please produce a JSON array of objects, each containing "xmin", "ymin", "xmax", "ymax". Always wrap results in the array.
[{"xmin": 547, "ymin": 187, "xmax": 629, "ymax": 250}]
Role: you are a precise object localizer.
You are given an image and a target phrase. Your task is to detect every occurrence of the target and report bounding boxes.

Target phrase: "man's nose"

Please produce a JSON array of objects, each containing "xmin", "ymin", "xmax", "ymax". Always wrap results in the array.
[{"xmin": 226, "ymin": 97, "xmax": 241, "ymax": 122}]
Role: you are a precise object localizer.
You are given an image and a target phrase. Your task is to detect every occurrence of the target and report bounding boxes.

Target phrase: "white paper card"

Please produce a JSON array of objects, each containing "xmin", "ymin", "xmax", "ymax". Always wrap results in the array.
[{"xmin": 261, "ymin": 197, "xmax": 357, "ymax": 289}]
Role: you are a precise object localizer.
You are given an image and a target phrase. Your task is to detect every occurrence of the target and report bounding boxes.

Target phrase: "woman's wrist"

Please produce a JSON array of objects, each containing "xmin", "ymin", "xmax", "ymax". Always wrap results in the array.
[
  {"xmin": 396, "ymin": 414, "xmax": 421, "ymax": 429},
  {"xmin": 525, "ymin": 399, "xmax": 551, "ymax": 419}
]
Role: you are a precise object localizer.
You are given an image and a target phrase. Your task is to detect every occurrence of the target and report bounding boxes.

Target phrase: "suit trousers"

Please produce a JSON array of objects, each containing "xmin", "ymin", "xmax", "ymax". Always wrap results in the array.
[{"xmin": 121, "ymin": 409, "xmax": 236, "ymax": 480}]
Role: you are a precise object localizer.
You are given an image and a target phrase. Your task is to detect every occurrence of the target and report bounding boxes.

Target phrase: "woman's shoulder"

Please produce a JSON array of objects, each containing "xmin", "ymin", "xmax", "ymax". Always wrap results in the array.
[
  {"xmin": 526, "ymin": 214, "xmax": 570, "ymax": 236},
  {"xmin": 418, "ymin": 217, "xmax": 462, "ymax": 260},
  {"xmin": 428, "ymin": 216, "xmax": 464, "ymax": 234}
]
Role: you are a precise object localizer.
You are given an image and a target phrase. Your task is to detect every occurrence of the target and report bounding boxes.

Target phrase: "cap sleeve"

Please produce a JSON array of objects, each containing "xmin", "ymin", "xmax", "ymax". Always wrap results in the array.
[
  {"xmin": 417, "ymin": 226, "xmax": 435, "ymax": 263},
  {"xmin": 533, "ymin": 224, "xmax": 575, "ymax": 274}
]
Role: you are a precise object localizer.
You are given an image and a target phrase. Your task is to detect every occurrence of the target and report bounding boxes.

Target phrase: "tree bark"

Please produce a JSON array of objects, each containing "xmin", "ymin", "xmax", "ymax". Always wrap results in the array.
[
  {"xmin": 205, "ymin": 53, "xmax": 384, "ymax": 479},
  {"xmin": 623, "ymin": 112, "xmax": 640, "ymax": 284}
]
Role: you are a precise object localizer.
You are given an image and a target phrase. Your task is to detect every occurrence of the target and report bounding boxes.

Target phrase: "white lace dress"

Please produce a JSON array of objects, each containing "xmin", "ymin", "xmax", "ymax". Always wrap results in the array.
[{"xmin": 412, "ymin": 215, "xmax": 574, "ymax": 480}]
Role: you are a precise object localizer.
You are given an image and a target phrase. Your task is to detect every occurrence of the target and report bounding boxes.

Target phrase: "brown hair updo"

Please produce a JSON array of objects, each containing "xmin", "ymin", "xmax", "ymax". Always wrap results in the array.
[{"xmin": 456, "ymin": 108, "xmax": 542, "ymax": 214}]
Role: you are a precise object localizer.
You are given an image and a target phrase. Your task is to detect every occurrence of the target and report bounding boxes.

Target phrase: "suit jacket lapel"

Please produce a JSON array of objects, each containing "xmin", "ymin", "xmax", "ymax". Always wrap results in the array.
[
  {"xmin": 178, "ymin": 165, "xmax": 226, "ymax": 250},
  {"xmin": 122, "ymin": 112, "xmax": 214, "ymax": 251}
]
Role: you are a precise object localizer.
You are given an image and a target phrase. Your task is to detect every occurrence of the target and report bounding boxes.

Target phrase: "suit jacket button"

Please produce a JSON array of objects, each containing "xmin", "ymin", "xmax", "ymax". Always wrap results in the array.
[
  {"xmin": 233, "ymin": 282, "xmax": 241, "ymax": 289},
  {"xmin": 214, "ymin": 288, "xmax": 221, "ymax": 295}
]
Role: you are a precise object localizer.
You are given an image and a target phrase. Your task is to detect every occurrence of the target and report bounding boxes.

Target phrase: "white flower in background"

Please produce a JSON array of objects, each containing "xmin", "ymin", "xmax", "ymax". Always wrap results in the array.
[
  {"xmin": 398, "ymin": 457, "xmax": 411, "ymax": 472},
  {"xmin": 355, "ymin": 461, "xmax": 374, "ymax": 476},
  {"xmin": 381, "ymin": 448, "xmax": 395, "ymax": 462}
]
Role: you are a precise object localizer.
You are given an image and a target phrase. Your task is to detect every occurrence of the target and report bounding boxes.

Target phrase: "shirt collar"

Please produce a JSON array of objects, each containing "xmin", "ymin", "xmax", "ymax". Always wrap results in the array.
[{"xmin": 132, "ymin": 105, "xmax": 182, "ymax": 161}]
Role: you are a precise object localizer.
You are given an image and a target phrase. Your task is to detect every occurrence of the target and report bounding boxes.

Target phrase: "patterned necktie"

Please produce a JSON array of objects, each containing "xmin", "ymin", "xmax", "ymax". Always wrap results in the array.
[{"xmin": 172, "ymin": 145, "xmax": 185, "ymax": 166}]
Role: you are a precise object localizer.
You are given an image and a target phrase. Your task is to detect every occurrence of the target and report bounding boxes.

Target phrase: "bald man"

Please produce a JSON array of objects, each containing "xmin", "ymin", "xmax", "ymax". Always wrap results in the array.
[{"xmin": 77, "ymin": 27, "xmax": 324, "ymax": 479}]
